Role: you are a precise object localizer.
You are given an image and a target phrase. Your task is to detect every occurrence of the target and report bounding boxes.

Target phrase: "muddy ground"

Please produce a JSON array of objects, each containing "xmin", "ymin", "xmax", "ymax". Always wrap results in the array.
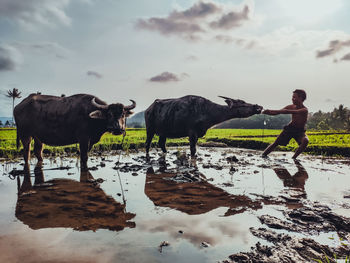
[{"xmin": 0, "ymin": 147, "xmax": 349, "ymax": 263}]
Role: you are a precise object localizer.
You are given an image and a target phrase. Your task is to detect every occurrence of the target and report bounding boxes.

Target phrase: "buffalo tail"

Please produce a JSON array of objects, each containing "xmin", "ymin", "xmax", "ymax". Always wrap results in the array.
[{"xmin": 16, "ymin": 127, "xmax": 20, "ymax": 150}]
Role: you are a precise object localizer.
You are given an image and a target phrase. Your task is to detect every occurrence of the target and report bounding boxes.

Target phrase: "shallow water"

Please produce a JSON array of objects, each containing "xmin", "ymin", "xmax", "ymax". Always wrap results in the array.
[{"xmin": 0, "ymin": 147, "xmax": 349, "ymax": 263}]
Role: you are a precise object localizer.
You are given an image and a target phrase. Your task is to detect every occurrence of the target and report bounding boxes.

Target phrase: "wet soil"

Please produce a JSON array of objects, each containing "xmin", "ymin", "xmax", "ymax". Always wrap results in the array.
[
  {"xmin": 1, "ymin": 147, "xmax": 350, "ymax": 263},
  {"xmin": 227, "ymin": 227, "xmax": 348, "ymax": 263}
]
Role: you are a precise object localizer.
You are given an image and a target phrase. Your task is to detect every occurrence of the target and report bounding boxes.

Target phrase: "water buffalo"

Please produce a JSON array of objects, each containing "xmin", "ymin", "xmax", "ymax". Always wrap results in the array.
[
  {"xmin": 14, "ymin": 93, "xmax": 135, "ymax": 170},
  {"xmin": 145, "ymin": 95, "xmax": 262, "ymax": 156}
]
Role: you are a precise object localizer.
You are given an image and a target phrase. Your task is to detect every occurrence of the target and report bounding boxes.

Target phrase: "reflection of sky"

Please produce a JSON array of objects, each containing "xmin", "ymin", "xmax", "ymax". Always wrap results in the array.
[
  {"xmin": 138, "ymin": 207, "xmax": 255, "ymax": 247},
  {"xmin": 1, "ymin": 148, "xmax": 350, "ymax": 262}
]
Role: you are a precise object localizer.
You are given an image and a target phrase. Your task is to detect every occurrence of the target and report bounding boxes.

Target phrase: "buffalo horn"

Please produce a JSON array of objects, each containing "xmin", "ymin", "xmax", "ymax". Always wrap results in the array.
[
  {"xmin": 91, "ymin": 98, "xmax": 108, "ymax": 109},
  {"xmin": 218, "ymin": 95, "xmax": 232, "ymax": 100},
  {"xmin": 124, "ymin": 100, "xmax": 136, "ymax": 110}
]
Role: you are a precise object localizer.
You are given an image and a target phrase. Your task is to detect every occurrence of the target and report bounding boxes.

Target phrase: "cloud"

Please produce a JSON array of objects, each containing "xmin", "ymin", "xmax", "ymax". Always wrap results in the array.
[
  {"xmin": 87, "ymin": 71, "xmax": 102, "ymax": 79},
  {"xmin": 149, "ymin": 72, "xmax": 188, "ymax": 83},
  {"xmin": 316, "ymin": 39, "xmax": 350, "ymax": 58},
  {"xmin": 210, "ymin": 5, "xmax": 249, "ymax": 30},
  {"xmin": 186, "ymin": 55, "xmax": 198, "ymax": 61},
  {"xmin": 341, "ymin": 53, "xmax": 350, "ymax": 61},
  {"xmin": 168, "ymin": 2, "xmax": 221, "ymax": 21},
  {"xmin": 214, "ymin": 35, "xmax": 256, "ymax": 49},
  {"xmin": 13, "ymin": 41, "xmax": 70, "ymax": 59},
  {"xmin": 219, "ymin": 27, "xmax": 350, "ymax": 57},
  {"xmin": 0, "ymin": 44, "xmax": 22, "ymax": 72},
  {"xmin": 325, "ymin": 98, "xmax": 337, "ymax": 103},
  {"xmin": 135, "ymin": 1, "xmax": 250, "ymax": 41},
  {"xmin": 136, "ymin": 18, "xmax": 204, "ymax": 40},
  {"xmin": 0, "ymin": 0, "xmax": 88, "ymax": 29}
]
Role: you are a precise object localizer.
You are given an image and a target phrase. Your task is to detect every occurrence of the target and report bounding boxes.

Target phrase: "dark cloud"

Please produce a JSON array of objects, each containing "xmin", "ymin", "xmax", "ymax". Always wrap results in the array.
[
  {"xmin": 341, "ymin": 53, "xmax": 350, "ymax": 61},
  {"xmin": 136, "ymin": 1, "xmax": 249, "ymax": 41},
  {"xmin": 210, "ymin": 5, "xmax": 249, "ymax": 30},
  {"xmin": 169, "ymin": 2, "xmax": 220, "ymax": 21},
  {"xmin": 316, "ymin": 39, "xmax": 350, "ymax": 58},
  {"xmin": 0, "ymin": 45, "xmax": 21, "ymax": 72},
  {"xmin": 136, "ymin": 17, "xmax": 204, "ymax": 38},
  {"xmin": 149, "ymin": 72, "xmax": 183, "ymax": 83},
  {"xmin": 87, "ymin": 71, "xmax": 102, "ymax": 79}
]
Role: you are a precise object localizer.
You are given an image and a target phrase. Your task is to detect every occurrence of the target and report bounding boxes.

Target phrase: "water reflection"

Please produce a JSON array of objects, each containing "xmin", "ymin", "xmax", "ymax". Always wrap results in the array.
[
  {"xmin": 272, "ymin": 162, "xmax": 309, "ymax": 208},
  {"xmin": 15, "ymin": 165, "xmax": 135, "ymax": 231},
  {"xmin": 273, "ymin": 162, "xmax": 308, "ymax": 191},
  {"xmin": 144, "ymin": 165, "xmax": 262, "ymax": 216}
]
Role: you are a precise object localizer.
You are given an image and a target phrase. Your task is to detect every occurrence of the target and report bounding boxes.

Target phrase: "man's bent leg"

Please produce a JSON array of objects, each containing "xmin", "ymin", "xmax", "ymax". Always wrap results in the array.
[
  {"xmin": 262, "ymin": 142, "xmax": 278, "ymax": 157},
  {"xmin": 292, "ymin": 136, "xmax": 309, "ymax": 159}
]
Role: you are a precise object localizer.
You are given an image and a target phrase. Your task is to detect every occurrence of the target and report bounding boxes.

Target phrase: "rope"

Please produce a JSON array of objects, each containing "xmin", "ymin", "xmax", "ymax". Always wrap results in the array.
[
  {"xmin": 115, "ymin": 118, "xmax": 127, "ymax": 205},
  {"xmin": 262, "ymin": 114, "xmax": 266, "ymax": 142}
]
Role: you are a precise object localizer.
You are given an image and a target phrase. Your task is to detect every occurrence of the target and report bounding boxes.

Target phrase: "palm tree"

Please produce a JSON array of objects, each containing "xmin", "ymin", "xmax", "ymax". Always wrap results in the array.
[{"xmin": 6, "ymin": 88, "xmax": 22, "ymax": 125}]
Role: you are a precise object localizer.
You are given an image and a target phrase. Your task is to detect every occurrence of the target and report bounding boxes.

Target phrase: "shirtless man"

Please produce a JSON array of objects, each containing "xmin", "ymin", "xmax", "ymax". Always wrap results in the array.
[{"xmin": 262, "ymin": 89, "xmax": 309, "ymax": 159}]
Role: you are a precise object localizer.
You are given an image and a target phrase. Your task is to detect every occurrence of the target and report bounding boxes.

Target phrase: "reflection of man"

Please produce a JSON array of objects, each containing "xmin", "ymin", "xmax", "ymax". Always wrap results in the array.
[{"xmin": 273, "ymin": 163, "xmax": 308, "ymax": 190}]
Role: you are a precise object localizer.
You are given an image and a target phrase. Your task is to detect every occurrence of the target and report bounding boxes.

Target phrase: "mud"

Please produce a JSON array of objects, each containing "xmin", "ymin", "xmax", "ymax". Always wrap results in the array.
[
  {"xmin": 1, "ymin": 147, "xmax": 350, "ymax": 263},
  {"xmin": 227, "ymin": 228, "xmax": 348, "ymax": 263},
  {"xmin": 258, "ymin": 203, "xmax": 350, "ymax": 235}
]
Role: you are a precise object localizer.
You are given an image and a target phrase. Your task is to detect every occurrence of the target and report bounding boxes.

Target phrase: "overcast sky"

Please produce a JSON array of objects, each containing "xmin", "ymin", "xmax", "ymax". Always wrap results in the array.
[{"xmin": 1, "ymin": 0, "xmax": 350, "ymax": 116}]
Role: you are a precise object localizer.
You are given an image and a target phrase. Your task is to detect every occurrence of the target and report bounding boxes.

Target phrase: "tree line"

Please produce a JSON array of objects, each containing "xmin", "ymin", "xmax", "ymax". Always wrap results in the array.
[{"xmin": 215, "ymin": 104, "xmax": 350, "ymax": 130}]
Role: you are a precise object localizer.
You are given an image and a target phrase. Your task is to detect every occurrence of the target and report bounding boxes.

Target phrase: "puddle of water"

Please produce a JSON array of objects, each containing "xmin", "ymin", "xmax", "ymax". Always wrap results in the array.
[{"xmin": 0, "ymin": 147, "xmax": 349, "ymax": 262}]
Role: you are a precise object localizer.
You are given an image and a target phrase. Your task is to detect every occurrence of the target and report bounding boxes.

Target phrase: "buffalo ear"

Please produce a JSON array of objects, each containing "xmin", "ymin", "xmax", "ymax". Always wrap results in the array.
[
  {"xmin": 219, "ymin": 96, "xmax": 234, "ymax": 108},
  {"xmin": 125, "ymin": 110, "xmax": 134, "ymax": 117},
  {"xmin": 89, "ymin": 110, "xmax": 106, "ymax": 119},
  {"xmin": 225, "ymin": 99, "xmax": 233, "ymax": 108}
]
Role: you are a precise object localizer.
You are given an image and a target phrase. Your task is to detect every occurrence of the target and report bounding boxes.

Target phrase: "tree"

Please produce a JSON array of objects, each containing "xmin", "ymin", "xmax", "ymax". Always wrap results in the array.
[
  {"xmin": 5, "ymin": 120, "xmax": 10, "ymax": 127},
  {"xmin": 6, "ymin": 88, "xmax": 22, "ymax": 124},
  {"xmin": 0, "ymin": 120, "xmax": 2, "ymax": 127}
]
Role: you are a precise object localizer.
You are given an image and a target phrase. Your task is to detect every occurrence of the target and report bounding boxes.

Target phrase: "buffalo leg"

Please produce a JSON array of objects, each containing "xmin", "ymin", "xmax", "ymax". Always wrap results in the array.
[
  {"xmin": 21, "ymin": 136, "xmax": 32, "ymax": 168},
  {"xmin": 79, "ymin": 139, "xmax": 90, "ymax": 171},
  {"xmin": 33, "ymin": 138, "xmax": 43, "ymax": 165},
  {"xmin": 158, "ymin": 136, "xmax": 167, "ymax": 153},
  {"xmin": 189, "ymin": 133, "xmax": 198, "ymax": 157},
  {"xmin": 145, "ymin": 130, "xmax": 155, "ymax": 155}
]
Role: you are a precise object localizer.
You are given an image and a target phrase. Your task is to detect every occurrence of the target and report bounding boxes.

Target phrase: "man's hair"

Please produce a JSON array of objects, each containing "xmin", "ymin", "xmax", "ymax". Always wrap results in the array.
[{"xmin": 293, "ymin": 89, "xmax": 306, "ymax": 101}]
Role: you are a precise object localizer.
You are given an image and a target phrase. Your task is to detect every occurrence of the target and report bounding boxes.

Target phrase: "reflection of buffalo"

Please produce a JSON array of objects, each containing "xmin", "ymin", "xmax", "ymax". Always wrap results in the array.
[
  {"xmin": 144, "ymin": 167, "xmax": 262, "ymax": 216},
  {"xmin": 15, "ymin": 166, "xmax": 135, "ymax": 231}
]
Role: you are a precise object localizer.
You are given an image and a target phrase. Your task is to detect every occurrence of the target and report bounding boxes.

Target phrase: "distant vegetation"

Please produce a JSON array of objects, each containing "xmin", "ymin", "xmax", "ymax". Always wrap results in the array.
[
  {"xmin": 127, "ymin": 111, "xmax": 145, "ymax": 128},
  {"xmin": 1, "ymin": 128, "xmax": 350, "ymax": 158},
  {"xmin": 307, "ymin": 104, "xmax": 350, "ymax": 130}
]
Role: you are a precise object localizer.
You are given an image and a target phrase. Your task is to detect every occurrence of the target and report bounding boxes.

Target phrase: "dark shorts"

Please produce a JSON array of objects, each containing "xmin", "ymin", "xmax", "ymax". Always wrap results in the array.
[{"xmin": 275, "ymin": 125, "xmax": 306, "ymax": 146}]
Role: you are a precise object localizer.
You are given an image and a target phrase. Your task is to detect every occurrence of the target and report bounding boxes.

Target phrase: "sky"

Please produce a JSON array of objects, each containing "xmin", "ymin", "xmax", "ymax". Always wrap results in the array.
[{"xmin": 1, "ymin": 0, "xmax": 350, "ymax": 116}]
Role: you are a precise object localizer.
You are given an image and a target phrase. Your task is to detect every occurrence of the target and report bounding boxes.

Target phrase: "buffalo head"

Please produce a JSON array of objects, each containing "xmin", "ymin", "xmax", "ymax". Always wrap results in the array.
[
  {"xmin": 89, "ymin": 98, "xmax": 136, "ymax": 135},
  {"xmin": 219, "ymin": 96, "xmax": 262, "ymax": 117}
]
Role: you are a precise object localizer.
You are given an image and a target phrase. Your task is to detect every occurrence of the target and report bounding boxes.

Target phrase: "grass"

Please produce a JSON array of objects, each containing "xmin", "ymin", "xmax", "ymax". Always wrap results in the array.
[{"xmin": 1, "ymin": 128, "xmax": 350, "ymax": 158}]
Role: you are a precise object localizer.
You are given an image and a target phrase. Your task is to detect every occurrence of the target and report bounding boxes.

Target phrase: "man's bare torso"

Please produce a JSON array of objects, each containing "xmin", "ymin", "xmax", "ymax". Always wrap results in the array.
[{"xmin": 286, "ymin": 104, "xmax": 308, "ymax": 129}]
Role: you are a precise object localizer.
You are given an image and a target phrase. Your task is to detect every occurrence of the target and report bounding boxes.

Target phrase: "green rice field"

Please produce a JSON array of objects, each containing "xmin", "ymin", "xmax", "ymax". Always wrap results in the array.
[{"xmin": 1, "ymin": 128, "xmax": 350, "ymax": 158}]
